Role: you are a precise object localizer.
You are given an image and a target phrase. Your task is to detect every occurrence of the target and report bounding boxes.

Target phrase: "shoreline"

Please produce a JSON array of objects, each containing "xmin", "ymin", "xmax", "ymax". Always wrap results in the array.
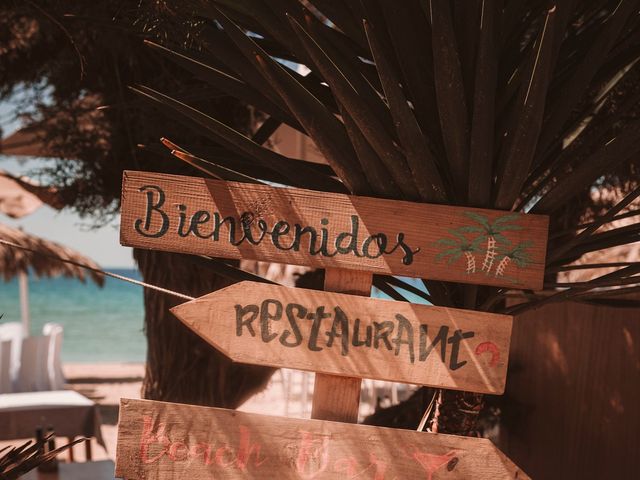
[
  {"xmin": 63, "ymin": 362, "xmax": 145, "ymax": 381},
  {"xmin": 3, "ymin": 363, "xmax": 398, "ymax": 462}
]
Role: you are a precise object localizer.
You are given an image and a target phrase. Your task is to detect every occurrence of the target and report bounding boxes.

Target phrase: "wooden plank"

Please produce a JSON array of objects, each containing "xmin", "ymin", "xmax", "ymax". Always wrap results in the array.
[
  {"xmin": 120, "ymin": 170, "xmax": 549, "ymax": 289},
  {"xmin": 311, "ymin": 374, "xmax": 362, "ymax": 422},
  {"xmin": 170, "ymin": 281, "xmax": 513, "ymax": 394},
  {"xmin": 311, "ymin": 269, "xmax": 371, "ymax": 423},
  {"xmin": 503, "ymin": 300, "xmax": 640, "ymax": 479},
  {"xmin": 115, "ymin": 398, "xmax": 529, "ymax": 479}
]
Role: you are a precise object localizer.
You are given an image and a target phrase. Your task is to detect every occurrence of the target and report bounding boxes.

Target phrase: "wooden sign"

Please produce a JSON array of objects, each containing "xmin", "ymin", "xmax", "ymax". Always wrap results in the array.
[
  {"xmin": 170, "ymin": 281, "xmax": 513, "ymax": 394},
  {"xmin": 115, "ymin": 398, "xmax": 528, "ymax": 480},
  {"xmin": 120, "ymin": 170, "xmax": 549, "ymax": 289}
]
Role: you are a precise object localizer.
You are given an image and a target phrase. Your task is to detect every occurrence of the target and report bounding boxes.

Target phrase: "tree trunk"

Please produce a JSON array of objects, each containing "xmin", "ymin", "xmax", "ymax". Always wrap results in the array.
[
  {"xmin": 482, "ymin": 236, "xmax": 497, "ymax": 273},
  {"xmin": 464, "ymin": 251, "xmax": 476, "ymax": 273},
  {"xmin": 134, "ymin": 249, "xmax": 275, "ymax": 407},
  {"xmin": 429, "ymin": 389, "xmax": 484, "ymax": 435},
  {"xmin": 495, "ymin": 256, "xmax": 511, "ymax": 277},
  {"xmin": 364, "ymin": 387, "xmax": 484, "ymax": 436}
]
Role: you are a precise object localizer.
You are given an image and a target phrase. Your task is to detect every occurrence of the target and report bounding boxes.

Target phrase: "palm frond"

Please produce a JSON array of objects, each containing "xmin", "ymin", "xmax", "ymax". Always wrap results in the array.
[
  {"xmin": 464, "ymin": 211, "xmax": 491, "ymax": 227},
  {"xmin": 129, "ymin": 0, "xmax": 640, "ymax": 315},
  {"xmin": 0, "ymin": 436, "xmax": 84, "ymax": 480}
]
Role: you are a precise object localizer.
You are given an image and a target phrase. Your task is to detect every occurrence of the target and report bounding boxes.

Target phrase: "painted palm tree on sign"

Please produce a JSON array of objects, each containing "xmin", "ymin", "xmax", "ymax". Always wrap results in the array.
[
  {"xmin": 435, "ymin": 231, "xmax": 484, "ymax": 274},
  {"xmin": 495, "ymin": 241, "xmax": 533, "ymax": 279},
  {"xmin": 459, "ymin": 213, "xmax": 523, "ymax": 275}
]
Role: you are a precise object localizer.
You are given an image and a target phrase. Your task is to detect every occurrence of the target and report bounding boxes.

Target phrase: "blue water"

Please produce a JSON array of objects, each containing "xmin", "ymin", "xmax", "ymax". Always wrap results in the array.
[
  {"xmin": 0, "ymin": 269, "xmax": 146, "ymax": 362},
  {"xmin": 0, "ymin": 270, "xmax": 430, "ymax": 363}
]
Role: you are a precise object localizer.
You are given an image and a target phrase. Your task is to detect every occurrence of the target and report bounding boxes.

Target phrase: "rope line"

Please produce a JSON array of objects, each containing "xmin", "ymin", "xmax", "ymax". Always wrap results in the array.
[
  {"xmin": 416, "ymin": 390, "xmax": 437, "ymax": 432},
  {"xmin": 0, "ymin": 238, "xmax": 195, "ymax": 302}
]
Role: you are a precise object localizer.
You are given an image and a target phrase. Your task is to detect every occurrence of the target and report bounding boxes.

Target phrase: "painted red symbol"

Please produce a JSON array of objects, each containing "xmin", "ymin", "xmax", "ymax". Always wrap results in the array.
[
  {"xmin": 407, "ymin": 447, "xmax": 459, "ymax": 480},
  {"xmin": 475, "ymin": 342, "xmax": 500, "ymax": 367}
]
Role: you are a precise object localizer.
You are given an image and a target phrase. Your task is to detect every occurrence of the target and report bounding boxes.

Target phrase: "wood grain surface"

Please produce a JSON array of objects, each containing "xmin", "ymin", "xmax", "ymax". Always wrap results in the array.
[
  {"xmin": 120, "ymin": 170, "xmax": 548, "ymax": 289},
  {"xmin": 115, "ymin": 398, "xmax": 529, "ymax": 480},
  {"xmin": 170, "ymin": 281, "xmax": 513, "ymax": 394},
  {"xmin": 501, "ymin": 300, "xmax": 640, "ymax": 479},
  {"xmin": 311, "ymin": 269, "xmax": 371, "ymax": 423}
]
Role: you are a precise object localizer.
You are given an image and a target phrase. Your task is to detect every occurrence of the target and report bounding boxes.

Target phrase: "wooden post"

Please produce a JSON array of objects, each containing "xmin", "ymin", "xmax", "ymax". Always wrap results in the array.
[
  {"xmin": 67, "ymin": 437, "xmax": 75, "ymax": 462},
  {"xmin": 85, "ymin": 438, "xmax": 93, "ymax": 460},
  {"xmin": 311, "ymin": 268, "xmax": 372, "ymax": 423},
  {"xmin": 18, "ymin": 270, "xmax": 30, "ymax": 336}
]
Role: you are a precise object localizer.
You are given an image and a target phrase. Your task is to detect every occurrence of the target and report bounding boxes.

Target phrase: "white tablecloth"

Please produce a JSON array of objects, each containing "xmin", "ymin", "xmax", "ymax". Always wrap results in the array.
[{"xmin": 0, "ymin": 390, "xmax": 104, "ymax": 447}]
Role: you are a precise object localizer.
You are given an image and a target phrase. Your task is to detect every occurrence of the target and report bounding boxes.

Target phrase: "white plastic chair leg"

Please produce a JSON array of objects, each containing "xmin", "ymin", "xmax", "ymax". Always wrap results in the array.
[
  {"xmin": 0, "ymin": 340, "xmax": 12, "ymax": 393},
  {"xmin": 43, "ymin": 323, "xmax": 66, "ymax": 390}
]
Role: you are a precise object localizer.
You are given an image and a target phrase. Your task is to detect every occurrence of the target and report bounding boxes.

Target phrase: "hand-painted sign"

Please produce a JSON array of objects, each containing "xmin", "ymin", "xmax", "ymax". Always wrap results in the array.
[
  {"xmin": 120, "ymin": 170, "xmax": 549, "ymax": 289},
  {"xmin": 115, "ymin": 398, "xmax": 528, "ymax": 480},
  {"xmin": 170, "ymin": 281, "xmax": 512, "ymax": 394}
]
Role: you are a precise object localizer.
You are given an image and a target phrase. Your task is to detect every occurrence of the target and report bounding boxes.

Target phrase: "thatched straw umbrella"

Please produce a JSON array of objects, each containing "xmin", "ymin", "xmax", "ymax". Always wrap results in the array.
[
  {"xmin": 0, "ymin": 224, "xmax": 103, "ymax": 335},
  {"xmin": 0, "ymin": 224, "xmax": 103, "ymax": 284},
  {"xmin": 0, "ymin": 125, "xmax": 47, "ymax": 158},
  {"xmin": 0, "ymin": 167, "xmax": 102, "ymax": 333},
  {"xmin": 0, "ymin": 170, "xmax": 64, "ymax": 218}
]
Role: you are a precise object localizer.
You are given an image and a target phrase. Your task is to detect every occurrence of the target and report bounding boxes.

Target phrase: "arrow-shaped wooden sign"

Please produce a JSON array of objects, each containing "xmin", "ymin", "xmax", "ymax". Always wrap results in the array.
[
  {"xmin": 170, "ymin": 281, "xmax": 512, "ymax": 394},
  {"xmin": 115, "ymin": 398, "xmax": 529, "ymax": 479},
  {"xmin": 120, "ymin": 170, "xmax": 549, "ymax": 289}
]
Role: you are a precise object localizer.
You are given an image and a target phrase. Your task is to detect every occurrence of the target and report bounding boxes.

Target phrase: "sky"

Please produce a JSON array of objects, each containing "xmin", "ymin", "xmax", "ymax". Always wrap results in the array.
[
  {"xmin": 0, "ymin": 97, "xmax": 432, "ymax": 301},
  {"xmin": 1, "ymin": 99, "xmax": 135, "ymax": 269}
]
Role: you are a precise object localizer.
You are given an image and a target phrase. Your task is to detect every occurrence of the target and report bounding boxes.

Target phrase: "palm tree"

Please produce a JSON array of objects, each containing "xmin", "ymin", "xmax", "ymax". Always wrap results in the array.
[
  {"xmin": 0, "ymin": 1, "xmax": 278, "ymax": 409},
  {"xmin": 0, "ymin": 436, "xmax": 83, "ymax": 480},
  {"xmin": 5, "ymin": 0, "xmax": 640, "ymax": 439},
  {"xmin": 458, "ymin": 212, "xmax": 522, "ymax": 274},
  {"xmin": 494, "ymin": 240, "xmax": 533, "ymax": 280},
  {"xmin": 435, "ymin": 231, "xmax": 484, "ymax": 274},
  {"xmin": 127, "ymin": 1, "xmax": 640, "ymax": 436}
]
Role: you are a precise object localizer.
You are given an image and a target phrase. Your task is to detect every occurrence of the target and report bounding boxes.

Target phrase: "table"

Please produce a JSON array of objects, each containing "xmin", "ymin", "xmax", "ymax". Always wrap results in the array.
[
  {"xmin": 0, "ymin": 391, "xmax": 105, "ymax": 459},
  {"xmin": 19, "ymin": 460, "xmax": 115, "ymax": 479}
]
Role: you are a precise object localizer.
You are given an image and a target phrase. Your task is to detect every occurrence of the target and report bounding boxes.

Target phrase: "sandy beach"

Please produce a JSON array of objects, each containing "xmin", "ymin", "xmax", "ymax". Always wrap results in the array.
[
  {"xmin": 61, "ymin": 363, "xmax": 145, "ymax": 461},
  {"xmin": 61, "ymin": 362, "xmax": 285, "ymax": 461},
  {"xmin": 36, "ymin": 363, "xmax": 318, "ymax": 461},
  {"xmin": 1, "ymin": 362, "xmax": 408, "ymax": 464},
  {"xmin": 0, "ymin": 363, "xmax": 144, "ymax": 462},
  {"xmin": 60, "ymin": 363, "xmax": 320, "ymax": 460}
]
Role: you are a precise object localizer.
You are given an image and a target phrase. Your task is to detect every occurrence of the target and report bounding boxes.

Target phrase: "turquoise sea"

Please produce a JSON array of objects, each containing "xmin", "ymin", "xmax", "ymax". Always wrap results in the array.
[
  {"xmin": 0, "ymin": 269, "xmax": 430, "ymax": 363},
  {"xmin": 0, "ymin": 269, "xmax": 146, "ymax": 362}
]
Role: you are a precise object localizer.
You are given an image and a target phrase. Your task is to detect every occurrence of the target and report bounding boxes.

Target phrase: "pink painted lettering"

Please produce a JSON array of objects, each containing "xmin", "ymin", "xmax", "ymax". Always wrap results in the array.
[
  {"xmin": 295, "ymin": 431, "xmax": 330, "ymax": 479},
  {"xmin": 139, "ymin": 415, "xmax": 170, "ymax": 464},
  {"xmin": 235, "ymin": 425, "xmax": 267, "ymax": 471}
]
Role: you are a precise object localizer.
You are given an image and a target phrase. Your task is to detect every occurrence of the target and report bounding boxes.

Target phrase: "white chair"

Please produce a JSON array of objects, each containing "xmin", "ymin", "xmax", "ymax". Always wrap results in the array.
[
  {"xmin": 0, "ymin": 340, "xmax": 12, "ymax": 393},
  {"xmin": 43, "ymin": 323, "xmax": 66, "ymax": 390},
  {"xmin": 277, "ymin": 369, "xmax": 291, "ymax": 416},
  {"xmin": 274, "ymin": 369, "xmax": 313, "ymax": 417},
  {"xmin": 0, "ymin": 322, "xmax": 23, "ymax": 390},
  {"xmin": 300, "ymin": 371, "xmax": 311, "ymax": 415},
  {"xmin": 361, "ymin": 380, "xmax": 402, "ymax": 414},
  {"xmin": 15, "ymin": 335, "xmax": 50, "ymax": 392}
]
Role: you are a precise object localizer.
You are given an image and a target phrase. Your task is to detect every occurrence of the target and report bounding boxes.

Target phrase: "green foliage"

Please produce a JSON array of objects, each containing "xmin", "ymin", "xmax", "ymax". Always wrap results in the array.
[
  {"xmin": 0, "ymin": 0, "xmax": 254, "ymax": 219},
  {"xmin": 4, "ymin": 0, "xmax": 640, "ymax": 438},
  {"xmin": 2, "ymin": 1, "xmax": 640, "ymax": 311},
  {"xmin": 0, "ymin": 435, "xmax": 84, "ymax": 479},
  {"xmin": 497, "ymin": 241, "xmax": 534, "ymax": 268},
  {"xmin": 460, "ymin": 212, "xmax": 522, "ymax": 246},
  {"xmin": 435, "ymin": 234, "xmax": 483, "ymax": 265},
  {"xmin": 463, "ymin": 212, "xmax": 491, "ymax": 228},
  {"xmin": 133, "ymin": 4, "xmax": 639, "ymax": 296}
]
